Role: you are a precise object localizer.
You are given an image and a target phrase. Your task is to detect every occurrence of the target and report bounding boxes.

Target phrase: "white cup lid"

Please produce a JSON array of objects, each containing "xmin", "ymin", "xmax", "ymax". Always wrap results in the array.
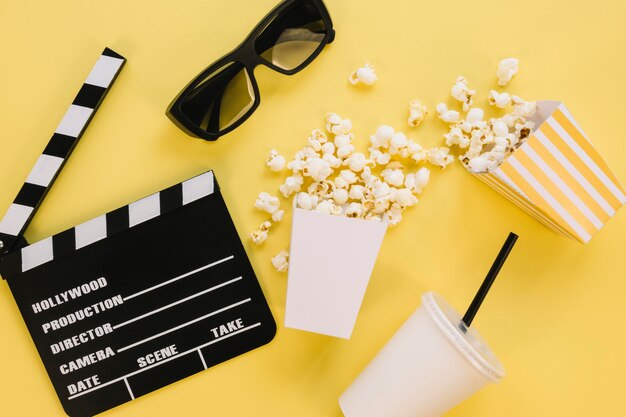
[{"xmin": 422, "ymin": 291, "xmax": 505, "ymax": 382}]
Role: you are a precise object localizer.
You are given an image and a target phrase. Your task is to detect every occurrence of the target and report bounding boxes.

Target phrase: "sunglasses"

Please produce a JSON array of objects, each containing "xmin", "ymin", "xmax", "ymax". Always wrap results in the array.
[{"xmin": 166, "ymin": 0, "xmax": 335, "ymax": 141}]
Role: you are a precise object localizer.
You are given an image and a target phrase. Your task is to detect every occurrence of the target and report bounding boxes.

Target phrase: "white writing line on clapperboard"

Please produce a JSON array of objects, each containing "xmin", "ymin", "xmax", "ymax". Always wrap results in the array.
[
  {"xmin": 32, "ymin": 277, "xmax": 108, "ymax": 314},
  {"xmin": 117, "ymin": 298, "xmax": 252, "ymax": 353},
  {"xmin": 66, "ymin": 322, "xmax": 262, "ymax": 401},
  {"xmin": 123, "ymin": 255, "xmax": 235, "ymax": 301},
  {"xmin": 51, "ymin": 323, "xmax": 114, "ymax": 354},
  {"xmin": 112, "ymin": 276, "xmax": 243, "ymax": 330},
  {"xmin": 42, "ymin": 295, "xmax": 124, "ymax": 334},
  {"xmin": 46, "ymin": 255, "xmax": 235, "ymax": 352}
]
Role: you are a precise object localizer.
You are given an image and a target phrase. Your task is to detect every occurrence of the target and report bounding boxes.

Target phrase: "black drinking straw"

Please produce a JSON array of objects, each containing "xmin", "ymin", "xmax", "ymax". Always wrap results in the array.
[{"xmin": 462, "ymin": 232, "xmax": 518, "ymax": 327}]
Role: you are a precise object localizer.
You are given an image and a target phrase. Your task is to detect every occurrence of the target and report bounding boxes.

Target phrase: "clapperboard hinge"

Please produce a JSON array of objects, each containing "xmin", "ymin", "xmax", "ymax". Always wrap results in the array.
[{"xmin": 0, "ymin": 47, "xmax": 126, "ymax": 272}]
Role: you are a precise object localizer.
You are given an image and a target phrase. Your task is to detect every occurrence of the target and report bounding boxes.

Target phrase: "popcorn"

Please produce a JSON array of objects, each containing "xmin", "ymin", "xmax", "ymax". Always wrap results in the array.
[
  {"xmin": 466, "ymin": 108, "xmax": 484, "ymax": 123},
  {"xmin": 369, "ymin": 147, "xmax": 392, "ymax": 165},
  {"xmin": 279, "ymin": 174, "xmax": 304, "ymax": 198},
  {"xmin": 381, "ymin": 163, "xmax": 404, "ymax": 187},
  {"xmin": 345, "ymin": 202, "xmax": 365, "ymax": 218},
  {"xmin": 385, "ymin": 203, "xmax": 404, "ymax": 227},
  {"xmin": 392, "ymin": 188, "xmax": 418, "ymax": 207},
  {"xmin": 271, "ymin": 250, "xmax": 289, "ymax": 273},
  {"xmin": 496, "ymin": 58, "xmax": 519, "ymax": 86},
  {"xmin": 308, "ymin": 180, "xmax": 334, "ymax": 198},
  {"xmin": 287, "ymin": 159, "xmax": 306, "ymax": 173},
  {"xmin": 388, "ymin": 132, "xmax": 408, "ymax": 155},
  {"xmin": 488, "ymin": 90, "xmax": 511, "ymax": 108},
  {"xmin": 303, "ymin": 157, "xmax": 332, "ymax": 182},
  {"xmin": 271, "ymin": 209, "xmax": 285, "ymax": 223},
  {"xmin": 266, "ymin": 149, "xmax": 286, "ymax": 172},
  {"xmin": 436, "ymin": 103, "xmax": 460, "ymax": 123},
  {"xmin": 436, "ymin": 62, "xmax": 537, "ymax": 174},
  {"xmin": 332, "ymin": 188, "xmax": 349, "ymax": 205},
  {"xmin": 250, "ymin": 221, "xmax": 272, "ymax": 245},
  {"xmin": 444, "ymin": 126, "xmax": 470, "ymax": 148},
  {"xmin": 344, "ymin": 152, "xmax": 368, "ymax": 172},
  {"xmin": 326, "ymin": 113, "xmax": 353, "ymax": 135},
  {"xmin": 427, "ymin": 147, "xmax": 454, "ymax": 168},
  {"xmin": 511, "ymin": 96, "xmax": 537, "ymax": 117},
  {"xmin": 254, "ymin": 192, "xmax": 280, "ymax": 214},
  {"xmin": 322, "ymin": 152, "xmax": 342, "ymax": 168},
  {"xmin": 337, "ymin": 144, "xmax": 356, "ymax": 159},
  {"xmin": 348, "ymin": 63, "xmax": 378, "ymax": 86},
  {"xmin": 467, "ymin": 155, "xmax": 488, "ymax": 173},
  {"xmin": 315, "ymin": 200, "xmax": 342, "ymax": 215},
  {"xmin": 252, "ymin": 111, "xmax": 439, "ymax": 253},
  {"xmin": 408, "ymin": 142, "xmax": 428, "ymax": 163},
  {"xmin": 296, "ymin": 192, "xmax": 319, "ymax": 210},
  {"xmin": 404, "ymin": 167, "xmax": 430, "ymax": 193},
  {"xmin": 334, "ymin": 133, "xmax": 353, "ymax": 148},
  {"xmin": 408, "ymin": 100, "xmax": 428, "ymax": 127},
  {"xmin": 321, "ymin": 141, "xmax": 336, "ymax": 155},
  {"xmin": 339, "ymin": 169, "xmax": 359, "ymax": 185},
  {"xmin": 450, "ymin": 76, "xmax": 475, "ymax": 112},
  {"xmin": 349, "ymin": 184, "xmax": 365, "ymax": 200},
  {"xmin": 370, "ymin": 125, "xmax": 394, "ymax": 149}
]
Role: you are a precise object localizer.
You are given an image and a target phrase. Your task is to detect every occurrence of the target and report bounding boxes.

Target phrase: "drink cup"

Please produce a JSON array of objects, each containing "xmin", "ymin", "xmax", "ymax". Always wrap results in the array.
[{"xmin": 339, "ymin": 291, "xmax": 504, "ymax": 417}]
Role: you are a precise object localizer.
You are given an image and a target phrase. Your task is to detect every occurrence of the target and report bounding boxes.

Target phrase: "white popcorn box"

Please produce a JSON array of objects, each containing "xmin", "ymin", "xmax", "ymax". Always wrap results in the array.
[
  {"xmin": 285, "ymin": 207, "xmax": 388, "ymax": 339},
  {"xmin": 473, "ymin": 100, "xmax": 625, "ymax": 243}
]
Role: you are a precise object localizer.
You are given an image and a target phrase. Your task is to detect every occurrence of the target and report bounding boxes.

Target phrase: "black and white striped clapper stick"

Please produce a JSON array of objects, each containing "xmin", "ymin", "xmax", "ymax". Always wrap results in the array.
[{"xmin": 0, "ymin": 48, "xmax": 125, "ymax": 257}]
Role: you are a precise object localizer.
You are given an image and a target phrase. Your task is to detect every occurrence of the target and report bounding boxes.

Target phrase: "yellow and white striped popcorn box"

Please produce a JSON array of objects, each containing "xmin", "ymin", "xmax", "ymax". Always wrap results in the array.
[{"xmin": 473, "ymin": 101, "xmax": 625, "ymax": 243}]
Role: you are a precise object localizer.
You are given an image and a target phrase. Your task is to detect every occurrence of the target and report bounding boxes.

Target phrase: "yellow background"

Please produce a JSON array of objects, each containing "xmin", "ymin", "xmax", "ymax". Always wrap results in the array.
[{"xmin": 1, "ymin": 0, "xmax": 625, "ymax": 415}]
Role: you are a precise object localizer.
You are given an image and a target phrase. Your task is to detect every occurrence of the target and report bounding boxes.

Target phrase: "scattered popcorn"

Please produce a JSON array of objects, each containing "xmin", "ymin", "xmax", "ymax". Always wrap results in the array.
[
  {"xmin": 389, "ymin": 132, "xmax": 408, "ymax": 155},
  {"xmin": 332, "ymin": 188, "xmax": 349, "ymax": 205},
  {"xmin": 511, "ymin": 95, "xmax": 537, "ymax": 118},
  {"xmin": 296, "ymin": 192, "xmax": 319, "ymax": 210},
  {"xmin": 488, "ymin": 90, "xmax": 511, "ymax": 108},
  {"xmin": 381, "ymin": 163, "xmax": 404, "ymax": 187},
  {"xmin": 348, "ymin": 63, "xmax": 377, "ymax": 86},
  {"xmin": 349, "ymin": 184, "xmax": 365, "ymax": 200},
  {"xmin": 467, "ymin": 155, "xmax": 488, "ymax": 173},
  {"xmin": 251, "ymin": 109, "xmax": 446, "ymax": 255},
  {"xmin": 436, "ymin": 103, "xmax": 461, "ymax": 123},
  {"xmin": 326, "ymin": 113, "xmax": 353, "ymax": 135},
  {"xmin": 427, "ymin": 147, "xmax": 454, "ymax": 168},
  {"xmin": 344, "ymin": 152, "xmax": 368, "ymax": 172},
  {"xmin": 437, "ymin": 66, "xmax": 537, "ymax": 174},
  {"xmin": 466, "ymin": 108, "xmax": 484, "ymax": 123},
  {"xmin": 250, "ymin": 221, "xmax": 272, "ymax": 245},
  {"xmin": 315, "ymin": 199, "xmax": 342, "ymax": 215},
  {"xmin": 266, "ymin": 149, "xmax": 286, "ymax": 172},
  {"xmin": 279, "ymin": 174, "xmax": 303, "ymax": 198},
  {"xmin": 254, "ymin": 192, "xmax": 280, "ymax": 214},
  {"xmin": 304, "ymin": 157, "xmax": 332, "ymax": 182},
  {"xmin": 369, "ymin": 147, "xmax": 391, "ymax": 165},
  {"xmin": 496, "ymin": 58, "xmax": 519, "ymax": 86},
  {"xmin": 271, "ymin": 250, "xmax": 289, "ymax": 273},
  {"xmin": 408, "ymin": 100, "xmax": 428, "ymax": 127},
  {"xmin": 404, "ymin": 167, "xmax": 430, "ymax": 193},
  {"xmin": 345, "ymin": 202, "xmax": 364, "ymax": 218},
  {"xmin": 271, "ymin": 209, "xmax": 284, "ymax": 223},
  {"xmin": 370, "ymin": 125, "xmax": 395, "ymax": 149},
  {"xmin": 450, "ymin": 76, "xmax": 475, "ymax": 112},
  {"xmin": 444, "ymin": 126, "xmax": 470, "ymax": 148}
]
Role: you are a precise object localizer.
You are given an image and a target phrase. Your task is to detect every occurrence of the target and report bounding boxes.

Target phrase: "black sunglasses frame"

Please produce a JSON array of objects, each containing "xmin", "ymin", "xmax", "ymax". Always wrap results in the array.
[{"xmin": 166, "ymin": 0, "xmax": 335, "ymax": 141}]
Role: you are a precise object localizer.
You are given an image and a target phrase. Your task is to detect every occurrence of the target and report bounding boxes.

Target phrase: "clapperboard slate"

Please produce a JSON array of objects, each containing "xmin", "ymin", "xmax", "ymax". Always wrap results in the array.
[{"xmin": 0, "ymin": 48, "xmax": 276, "ymax": 417}]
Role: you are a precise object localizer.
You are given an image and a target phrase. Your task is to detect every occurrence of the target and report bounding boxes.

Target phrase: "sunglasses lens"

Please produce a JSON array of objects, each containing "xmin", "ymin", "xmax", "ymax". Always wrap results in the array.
[
  {"xmin": 179, "ymin": 61, "xmax": 255, "ymax": 134},
  {"xmin": 255, "ymin": 0, "xmax": 327, "ymax": 71}
]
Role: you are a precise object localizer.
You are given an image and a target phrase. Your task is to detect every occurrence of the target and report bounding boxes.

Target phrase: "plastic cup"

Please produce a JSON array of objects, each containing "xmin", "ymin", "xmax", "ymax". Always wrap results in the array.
[{"xmin": 339, "ymin": 291, "xmax": 504, "ymax": 417}]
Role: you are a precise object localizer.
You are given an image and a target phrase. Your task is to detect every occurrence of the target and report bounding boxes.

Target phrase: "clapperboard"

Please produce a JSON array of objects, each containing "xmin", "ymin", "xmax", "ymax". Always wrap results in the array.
[{"xmin": 0, "ymin": 48, "xmax": 276, "ymax": 417}]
